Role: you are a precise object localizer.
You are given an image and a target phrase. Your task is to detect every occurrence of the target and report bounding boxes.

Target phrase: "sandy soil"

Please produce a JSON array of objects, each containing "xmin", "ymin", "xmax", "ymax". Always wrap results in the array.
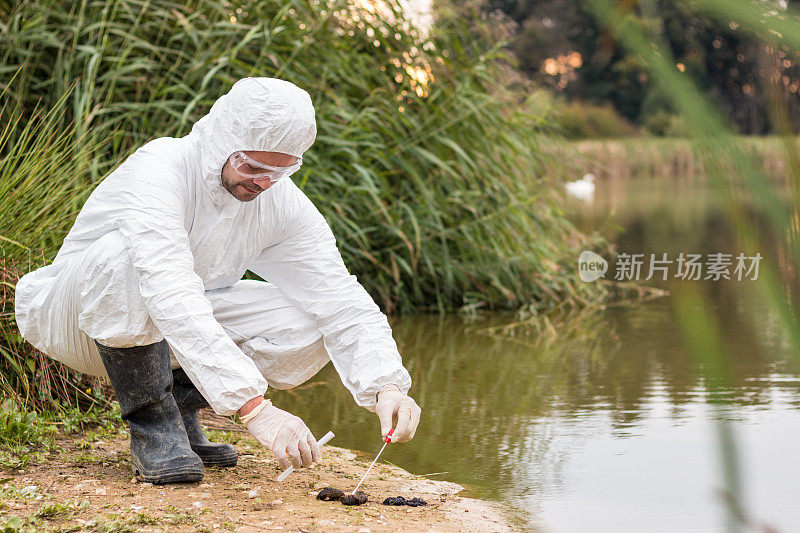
[{"xmin": 1, "ymin": 411, "xmax": 525, "ymax": 532}]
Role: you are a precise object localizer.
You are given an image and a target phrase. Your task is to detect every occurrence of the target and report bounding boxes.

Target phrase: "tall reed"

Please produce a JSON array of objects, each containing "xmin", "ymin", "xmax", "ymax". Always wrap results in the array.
[
  {"xmin": 0, "ymin": 0, "xmax": 609, "ymax": 408},
  {"xmin": 1, "ymin": 0, "xmax": 607, "ymax": 314},
  {"xmin": 0, "ymin": 87, "xmax": 105, "ymax": 408},
  {"xmin": 551, "ymin": 136, "xmax": 795, "ymax": 182}
]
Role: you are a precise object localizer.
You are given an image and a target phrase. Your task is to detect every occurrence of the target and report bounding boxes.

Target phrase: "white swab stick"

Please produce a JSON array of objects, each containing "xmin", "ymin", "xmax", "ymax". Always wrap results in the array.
[{"xmin": 276, "ymin": 430, "xmax": 335, "ymax": 482}]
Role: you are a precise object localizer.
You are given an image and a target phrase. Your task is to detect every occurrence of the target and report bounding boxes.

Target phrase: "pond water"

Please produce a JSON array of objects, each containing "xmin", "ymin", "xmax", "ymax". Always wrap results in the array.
[{"xmin": 272, "ymin": 176, "xmax": 800, "ymax": 531}]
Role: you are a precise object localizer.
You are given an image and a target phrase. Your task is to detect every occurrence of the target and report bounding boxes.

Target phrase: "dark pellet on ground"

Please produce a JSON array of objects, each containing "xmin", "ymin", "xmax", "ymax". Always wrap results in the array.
[
  {"xmin": 316, "ymin": 487, "xmax": 344, "ymax": 501},
  {"xmin": 340, "ymin": 491, "xmax": 368, "ymax": 506},
  {"xmin": 382, "ymin": 496, "xmax": 428, "ymax": 507}
]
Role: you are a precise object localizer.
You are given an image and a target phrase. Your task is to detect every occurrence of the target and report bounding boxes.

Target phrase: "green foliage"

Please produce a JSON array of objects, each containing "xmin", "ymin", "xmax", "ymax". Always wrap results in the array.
[
  {"xmin": 0, "ymin": 0, "xmax": 609, "ymax": 412},
  {"xmin": 162, "ymin": 506, "xmax": 198, "ymax": 525},
  {"xmin": 0, "ymin": 516, "xmax": 23, "ymax": 533},
  {"xmin": 130, "ymin": 513, "xmax": 160, "ymax": 526},
  {"xmin": 561, "ymin": 135, "xmax": 791, "ymax": 180},
  {"xmin": 34, "ymin": 499, "xmax": 90, "ymax": 519},
  {"xmin": 205, "ymin": 428, "xmax": 244, "ymax": 445},
  {"xmin": 0, "ymin": 399, "xmax": 42, "ymax": 447},
  {"xmin": 0, "ymin": 397, "xmax": 121, "ymax": 467},
  {"xmin": 0, "ymin": 91, "xmax": 103, "ymax": 263},
  {"xmin": 0, "ymin": 85, "xmax": 109, "ymax": 411},
  {"xmin": 642, "ymin": 110, "xmax": 675, "ymax": 136},
  {"xmin": 485, "ymin": 0, "xmax": 800, "ymax": 134},
  {"xmin": 0, "ymin": 399, "xmax": 55, "ymax": 467},
  {"xmin": 555, "ymin": 101, "xmax": 639, "ymax": 139},
  {"xmin": 58, "ymin": 403, "xmax": 122, "ymax": 436},
  {"xmin": 0, "ymin": 0, "xmax": 607, "ymax": 315}
]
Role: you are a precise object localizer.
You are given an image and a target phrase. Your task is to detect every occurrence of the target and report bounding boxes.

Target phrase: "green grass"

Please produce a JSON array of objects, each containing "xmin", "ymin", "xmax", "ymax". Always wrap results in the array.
[
  {"xmin": 34, "ymin": 499, "xmax": 90, "ymax": 520},
  {"xmin": 0, "ymin": 397, "xmax": 121, "ymax": 468},
  {"xmin": 550, "ymin": 135, "xmax": 798, "ymax": 181},
  {"xmin": 0, "ymin": 398, "xmax": 56, "ymax": 468},
  {"xmin": 0, "ymin": 89, "xmax": 113, "ymax": 411}
]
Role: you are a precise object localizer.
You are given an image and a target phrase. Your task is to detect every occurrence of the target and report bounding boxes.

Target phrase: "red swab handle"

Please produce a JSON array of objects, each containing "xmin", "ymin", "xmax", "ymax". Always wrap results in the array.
[{"xmin": 384, "ymin": 428, "xmax": 394, "ymax": 443}]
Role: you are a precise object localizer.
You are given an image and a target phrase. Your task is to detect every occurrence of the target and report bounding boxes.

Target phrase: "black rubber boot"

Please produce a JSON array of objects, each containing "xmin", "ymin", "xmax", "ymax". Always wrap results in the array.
[
  {"xmin": 172, "ymin": 368, "xmax": 238, "ymax": 467},
  {"xmin": 95, "ymin": 340, "xmax": 204, "ymax": 484}
]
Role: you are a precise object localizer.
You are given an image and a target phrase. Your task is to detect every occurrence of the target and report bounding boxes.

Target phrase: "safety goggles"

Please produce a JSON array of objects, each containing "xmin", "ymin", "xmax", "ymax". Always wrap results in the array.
[{"xmin": 228, "ymin": 151, "xmax": 302, "ymax": 183}]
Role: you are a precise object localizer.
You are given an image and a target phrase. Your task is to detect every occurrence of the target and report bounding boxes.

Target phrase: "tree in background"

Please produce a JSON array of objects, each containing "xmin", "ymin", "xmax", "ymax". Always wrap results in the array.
[{"xmin": 483, "ymin": 0, "xmax": 800, "ymax": 135}]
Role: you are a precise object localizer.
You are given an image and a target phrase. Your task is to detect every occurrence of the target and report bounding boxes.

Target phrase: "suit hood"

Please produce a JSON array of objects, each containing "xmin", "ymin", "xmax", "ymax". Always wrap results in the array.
[{"xmin": 187, "ymin": 77, "xmax": 317, "ymax": 205}]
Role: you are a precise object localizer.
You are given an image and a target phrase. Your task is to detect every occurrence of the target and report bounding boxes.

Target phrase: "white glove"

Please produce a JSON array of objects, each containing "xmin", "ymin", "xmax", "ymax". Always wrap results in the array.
[
  {"xmin": 375, "ymin": 385, "xmax": 421, "ymax": 443},
  {"xmin": 241, "ymin": 399, "xmax": 321, "ymax": 469}
]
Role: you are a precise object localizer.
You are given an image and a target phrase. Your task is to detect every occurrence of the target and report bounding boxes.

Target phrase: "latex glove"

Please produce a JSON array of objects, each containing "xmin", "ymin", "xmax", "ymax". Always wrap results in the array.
[
  {"xmin": 241, "ymin": 399, "xmax": 321, "ymax": 469},
  {"xmin": 375, "ymin": 385, "xmax": 421, "ymax": 442}
]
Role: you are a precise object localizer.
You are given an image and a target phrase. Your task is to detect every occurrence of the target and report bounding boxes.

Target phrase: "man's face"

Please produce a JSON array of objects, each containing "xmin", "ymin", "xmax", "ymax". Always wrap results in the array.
[{"xmin": 220, "ymin": 151, "xmax": 299, "ymax": 202}]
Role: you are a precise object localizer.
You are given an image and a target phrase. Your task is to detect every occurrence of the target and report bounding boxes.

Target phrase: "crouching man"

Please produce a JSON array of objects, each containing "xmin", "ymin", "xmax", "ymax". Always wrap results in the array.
[{"xmin": 14, "ymin": 77, "xmax": 421, "ymax": 484}]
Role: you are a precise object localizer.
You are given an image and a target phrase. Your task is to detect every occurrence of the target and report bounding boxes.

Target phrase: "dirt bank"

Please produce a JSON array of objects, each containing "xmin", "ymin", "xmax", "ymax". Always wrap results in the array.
[{"xmin": 1, "ymin": 412, "xmax": 525, "ymax": 532}]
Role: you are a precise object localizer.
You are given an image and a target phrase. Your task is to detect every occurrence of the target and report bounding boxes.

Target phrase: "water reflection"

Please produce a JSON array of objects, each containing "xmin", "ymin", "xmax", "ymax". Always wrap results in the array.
[{"xmin": 270, "ymin": 176, "xmax": 800, "ymax": 531}]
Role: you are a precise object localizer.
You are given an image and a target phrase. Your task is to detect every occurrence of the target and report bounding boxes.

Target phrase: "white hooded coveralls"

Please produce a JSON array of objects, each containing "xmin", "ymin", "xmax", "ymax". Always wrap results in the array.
[{"xmin": 14, "ymin": 78, "xmax": 412, "ymax": 416}]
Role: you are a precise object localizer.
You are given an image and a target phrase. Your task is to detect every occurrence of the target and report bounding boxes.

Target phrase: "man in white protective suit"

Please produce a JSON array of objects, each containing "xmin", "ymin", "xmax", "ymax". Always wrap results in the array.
[{"xmin": 14, "ymin": 77, "xmax": 421, "ymax": 484}]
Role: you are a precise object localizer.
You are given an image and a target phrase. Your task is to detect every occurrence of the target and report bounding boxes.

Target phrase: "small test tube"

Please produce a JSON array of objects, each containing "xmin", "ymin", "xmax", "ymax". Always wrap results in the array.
[{"xmin": 276, "ymin": 430, "xmax": 335, "ymax": 482}]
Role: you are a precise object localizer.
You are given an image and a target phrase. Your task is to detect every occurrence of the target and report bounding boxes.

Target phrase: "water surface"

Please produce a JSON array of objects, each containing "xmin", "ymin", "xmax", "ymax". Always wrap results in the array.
[{"xmin": 273, "ymin": 176, "xmax": 800, "ymax": 531}]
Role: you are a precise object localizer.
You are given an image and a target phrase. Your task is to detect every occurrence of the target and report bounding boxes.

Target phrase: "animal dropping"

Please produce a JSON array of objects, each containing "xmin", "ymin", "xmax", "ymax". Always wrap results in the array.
[
  {"xmin": 340, "ymin": 491, "xmax": 368, "ymax": 506},
  {"xmin": 382, "ymin": 496, "xmax": 428, "ymax": 507},
  {"xmin": 316, "ymin": 487, "xmax": 344, "ymax": 501}
]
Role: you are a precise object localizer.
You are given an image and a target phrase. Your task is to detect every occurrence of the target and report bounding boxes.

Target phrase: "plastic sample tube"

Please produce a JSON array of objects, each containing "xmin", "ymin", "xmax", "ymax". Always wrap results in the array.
[{"xmin": 276, "ymin": 430, "xmax": 335, "ymax": 482}]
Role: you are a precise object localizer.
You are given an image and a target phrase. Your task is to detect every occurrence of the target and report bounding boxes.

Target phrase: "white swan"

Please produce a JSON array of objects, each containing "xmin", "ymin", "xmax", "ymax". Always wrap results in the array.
[{"xmin": 565, "ymin": 173, "xmax": 596, "ymax": 200}]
